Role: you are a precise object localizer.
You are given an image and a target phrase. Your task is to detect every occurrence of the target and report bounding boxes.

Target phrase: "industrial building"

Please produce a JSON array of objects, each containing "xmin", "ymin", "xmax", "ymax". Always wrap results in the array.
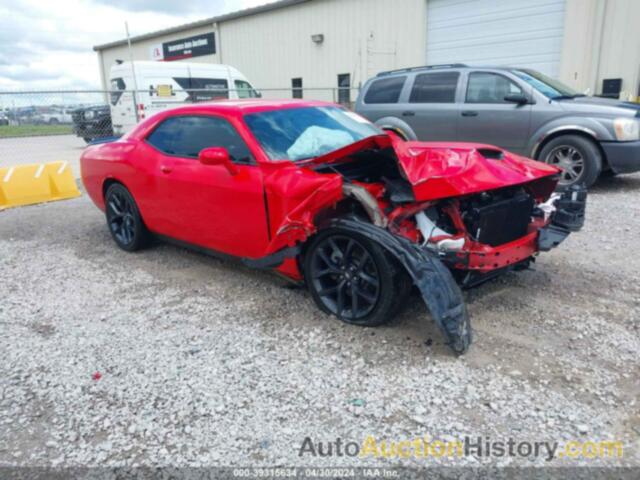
[{"xmin": 94, "ymin": 0, "xmax": 640, "ymax": 102}]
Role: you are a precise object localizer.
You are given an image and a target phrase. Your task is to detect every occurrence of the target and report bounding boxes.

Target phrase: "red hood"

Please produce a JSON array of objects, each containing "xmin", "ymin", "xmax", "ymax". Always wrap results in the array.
[{"xmin": 301, "ymin": 134, "xmax": 560, "ymax": 201}]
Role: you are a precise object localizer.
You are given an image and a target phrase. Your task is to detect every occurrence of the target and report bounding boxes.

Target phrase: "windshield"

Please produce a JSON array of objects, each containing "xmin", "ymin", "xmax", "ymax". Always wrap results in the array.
[
  {"xmin": 512, "ymin": 69, "xmax": 583, "ymax": 99},
  {"xmin": 244, "ymin": 106, "xmax": 381, "ymax": 161}
]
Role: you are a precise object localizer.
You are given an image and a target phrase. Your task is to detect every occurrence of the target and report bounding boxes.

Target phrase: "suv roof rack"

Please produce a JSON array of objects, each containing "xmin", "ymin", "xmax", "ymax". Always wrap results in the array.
[{"xmin": 376, "ymin": 64, "xmax": 468, "ymax": 77}]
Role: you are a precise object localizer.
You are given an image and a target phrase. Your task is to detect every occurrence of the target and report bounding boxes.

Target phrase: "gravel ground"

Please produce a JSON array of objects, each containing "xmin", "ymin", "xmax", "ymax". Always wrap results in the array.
[{"xmin": 0, "ymin": 174, "xmax": 639, "ymax": 471}]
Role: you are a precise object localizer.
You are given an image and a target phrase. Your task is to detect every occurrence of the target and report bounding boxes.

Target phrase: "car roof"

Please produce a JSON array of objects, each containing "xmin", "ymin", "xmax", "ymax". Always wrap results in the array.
[
  {"xmin": 163, "ymin": 99, "xmax": 336, "ymax": 115},
  {"xmin": 375, "ymin": 64, "xmax": 522, "ymax": 77}
]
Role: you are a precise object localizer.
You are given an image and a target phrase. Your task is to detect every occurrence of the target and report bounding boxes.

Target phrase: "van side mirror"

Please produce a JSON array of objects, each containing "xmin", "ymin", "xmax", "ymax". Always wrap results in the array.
[
  {"xmin": 198, "ymin": 147, "xmax": 238, "ymax": 175},
  {"xmin": 504, "ymin": 93, "xmax": 530, "ymax": 105}
]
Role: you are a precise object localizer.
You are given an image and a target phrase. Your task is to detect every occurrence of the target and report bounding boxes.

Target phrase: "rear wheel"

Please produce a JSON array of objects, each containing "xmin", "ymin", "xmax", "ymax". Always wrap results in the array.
[
  {"xmin": 539, "ymin": 135, "xmax": 602, "ymax": 189},
  {"xmin": 304, "ymin": 229, "xmax": 400, "ymax": 327},
  {"xmin": 104, "ymin": 183, "xmax": 150, "ymax": 252}
]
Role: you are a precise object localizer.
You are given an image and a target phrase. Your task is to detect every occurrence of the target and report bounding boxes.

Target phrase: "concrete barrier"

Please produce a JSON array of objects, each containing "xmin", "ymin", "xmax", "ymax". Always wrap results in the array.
[{"xmin": 0, "ymin": 161, "xmax": 81, "ymax": 209}]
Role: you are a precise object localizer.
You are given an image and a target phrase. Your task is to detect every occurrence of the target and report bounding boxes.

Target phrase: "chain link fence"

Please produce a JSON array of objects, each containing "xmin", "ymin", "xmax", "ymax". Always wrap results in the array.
[{"xmin": 0, "ymin": 87, "xmax": 360, "ymax": 174}]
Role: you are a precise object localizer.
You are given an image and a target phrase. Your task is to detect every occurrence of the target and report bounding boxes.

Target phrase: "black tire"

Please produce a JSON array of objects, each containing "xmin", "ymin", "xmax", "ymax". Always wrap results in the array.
[
  {"xmin": 304, "ymin": 228, "xmax": 402, "ymax": 327},
  {"xmin": 83, "ymin": 137, "xmax": 93, "ymax": 144},
  {"xmin": 538, "ymin": 135, "xmax": 602, "ymax": 189},
  {"xmin": 389, "ymin": 259, "xmax": 413, "ymax": 316},
  {"xmin": 104, "ymin": 183, "xmax": 150, "ymax": 252}
]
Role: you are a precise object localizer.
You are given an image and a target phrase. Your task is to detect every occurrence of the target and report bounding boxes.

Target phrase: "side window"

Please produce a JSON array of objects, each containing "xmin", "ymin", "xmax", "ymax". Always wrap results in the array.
[
  {"xmin": 234, "ymin": 80, "xmax": 258, "ymax": 98},
  {"xmin": 147, "ymin": 116, "xmax": 253, "ymax": 164},
  {"xmin": 292, "ymin": 78, "xmax": 303, "ymax": 99},
  {"xmin": 363, "ymin": 76, "xmax": 406, "ymax": 104},
  {"xmin": 174, "ymin": 77, "xmax": 229, "ymax": 101},
  {"xmin": 466, "ymin": 72, "xmax": 523, "ymax": 103},
  {"xmin": 409, "ymin": 72, "xmax": 459, "ymax": 103},
  {"xmin": 337, "ymin": 73, "xmax": 351, "ymax": 105}
]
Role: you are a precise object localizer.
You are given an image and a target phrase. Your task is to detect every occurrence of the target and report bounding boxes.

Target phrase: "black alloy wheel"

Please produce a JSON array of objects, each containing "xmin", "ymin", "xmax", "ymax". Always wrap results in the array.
[
  {"xmin": 304, "ymin": 229, "xmax": 400, "ymax": 327},
  {"xmin": 104, "ymin": 183, "xmax": 149, "ymax": 251}
]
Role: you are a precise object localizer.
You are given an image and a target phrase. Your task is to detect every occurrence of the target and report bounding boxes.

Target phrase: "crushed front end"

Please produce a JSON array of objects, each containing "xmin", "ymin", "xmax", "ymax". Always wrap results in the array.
[
  {"xmin": 394, "ymin": 184, "xmax": 588, "ymax": 289},
  {"xmin": 268, "ymin": 135, "xmax": 587, "ymax": 354}
]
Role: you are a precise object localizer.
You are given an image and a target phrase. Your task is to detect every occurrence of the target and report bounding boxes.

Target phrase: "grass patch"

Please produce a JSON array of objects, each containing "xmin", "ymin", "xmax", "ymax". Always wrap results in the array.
[{"xmin": 0, "ymin": 124, "xmax": 73, "ymax": 138}]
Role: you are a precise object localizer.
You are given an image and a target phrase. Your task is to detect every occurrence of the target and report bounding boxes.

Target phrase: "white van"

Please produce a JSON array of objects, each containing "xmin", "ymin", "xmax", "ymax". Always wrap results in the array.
[{"xmin": 109, "ymin": 61, "xmax": 259, "ymax": 135}]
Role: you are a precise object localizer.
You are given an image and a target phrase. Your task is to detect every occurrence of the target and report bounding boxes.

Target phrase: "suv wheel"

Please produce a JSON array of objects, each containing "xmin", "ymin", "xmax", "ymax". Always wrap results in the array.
[{"xmin": 539, "ymin": 135, "xmax": 602, "ymax": 189}]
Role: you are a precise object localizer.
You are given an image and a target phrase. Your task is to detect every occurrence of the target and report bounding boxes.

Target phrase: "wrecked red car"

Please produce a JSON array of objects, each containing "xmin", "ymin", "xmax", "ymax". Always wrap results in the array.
[{"xmin": 80, "ymin": 100, "xmax": 586, "ymax": 354}]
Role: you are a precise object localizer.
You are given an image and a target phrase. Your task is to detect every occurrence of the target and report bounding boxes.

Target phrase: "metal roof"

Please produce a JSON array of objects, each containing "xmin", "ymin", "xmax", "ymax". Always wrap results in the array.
[{"xmin": 93, "ymin": 0, "xmax": 312, "ymax": 51}]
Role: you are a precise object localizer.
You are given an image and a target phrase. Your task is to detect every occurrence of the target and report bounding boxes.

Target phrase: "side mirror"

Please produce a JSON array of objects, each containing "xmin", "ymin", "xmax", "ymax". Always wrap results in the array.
[
  {"xmin": 198, "ymin": 147, "xmax": 238, "ymax": 175},
  {"xmin": 504, "ymin": 93, "xmax": 530, "ymax": 105}
]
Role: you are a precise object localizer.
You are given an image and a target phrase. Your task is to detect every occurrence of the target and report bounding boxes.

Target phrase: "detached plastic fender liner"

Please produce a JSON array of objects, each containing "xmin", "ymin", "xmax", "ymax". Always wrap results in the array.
[{"xmin": 327, "ymin": 218, "xmax": 472, "ymax": 354}]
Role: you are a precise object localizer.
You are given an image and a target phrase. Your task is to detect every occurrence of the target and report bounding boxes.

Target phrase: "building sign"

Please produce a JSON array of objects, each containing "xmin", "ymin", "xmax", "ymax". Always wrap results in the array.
[
  {"xmin": 161, "ymin": 33, "xmax": 216, "ymax": 61},
  {"xmin": 150, "ymin": 43, "xmax": 164, "ymax": 61}
]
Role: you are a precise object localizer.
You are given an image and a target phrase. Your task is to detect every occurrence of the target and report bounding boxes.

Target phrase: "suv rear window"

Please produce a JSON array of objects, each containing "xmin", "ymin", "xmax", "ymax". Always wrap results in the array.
[
  {"xmin": 364, "ymin": 76, "xmax": 406, "ymax": 104},
  {"xmin": 409, "ymin": 72, "xmax": 459, "ymax": 103}
]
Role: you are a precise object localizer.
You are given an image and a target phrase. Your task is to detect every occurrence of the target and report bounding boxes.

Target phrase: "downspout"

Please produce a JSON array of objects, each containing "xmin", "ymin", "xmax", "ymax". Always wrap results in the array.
[
  {"xmin": 589, "ymin": 0, "xmax": 607, "ymax": 96},
  {"xmin": 214, "ymin": 22, "xmax": 222, "ymax": 64},
  {"xmin": 97, "ymin": 50, "xmax": 108, "ymax": 103}
]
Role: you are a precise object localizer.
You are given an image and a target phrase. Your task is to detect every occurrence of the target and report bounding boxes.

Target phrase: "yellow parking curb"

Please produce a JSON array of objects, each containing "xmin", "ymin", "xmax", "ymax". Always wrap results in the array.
[{"xmin": 0, "ymin": 161, "xmax": 81, "ymax": 210}]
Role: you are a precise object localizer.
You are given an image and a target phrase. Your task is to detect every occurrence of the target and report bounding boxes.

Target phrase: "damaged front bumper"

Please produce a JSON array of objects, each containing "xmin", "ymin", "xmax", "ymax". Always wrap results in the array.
[{"xmin": 538, "ymin": 185, "xmax": 587, "ymax": 251}]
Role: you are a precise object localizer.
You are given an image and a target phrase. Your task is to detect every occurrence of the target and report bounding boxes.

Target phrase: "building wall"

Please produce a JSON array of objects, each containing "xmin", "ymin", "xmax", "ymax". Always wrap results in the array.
[
  {"xmin": 560, "ymin": 0, "xmax": 640, "ymax": 100},
  {"xmin": 96, "ymin": 0, "xmax": 427, "ymax": 101},
  {"xmin": 219, "ymin": 0, "xmax": 426, "ymax": 100},
  {"xmin": 96, "ymin": 0, "xmax": 639, "ymax": 102}
]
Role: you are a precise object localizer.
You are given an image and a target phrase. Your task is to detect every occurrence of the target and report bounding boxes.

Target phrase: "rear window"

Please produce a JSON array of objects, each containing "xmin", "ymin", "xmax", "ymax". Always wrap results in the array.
[
  {"xmin": 363, "ymin": 76, "xmax": 406, "ymax": 104},
  {"xmin": 409, "ymin": 72, "xmax": 459, "ymax": 103}
]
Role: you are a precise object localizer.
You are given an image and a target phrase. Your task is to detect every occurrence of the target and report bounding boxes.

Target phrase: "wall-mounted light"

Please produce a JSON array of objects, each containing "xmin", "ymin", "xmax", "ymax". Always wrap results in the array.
[{"xmin": 311, "ymin": 34, "xmax": 324, "ymax": 44}]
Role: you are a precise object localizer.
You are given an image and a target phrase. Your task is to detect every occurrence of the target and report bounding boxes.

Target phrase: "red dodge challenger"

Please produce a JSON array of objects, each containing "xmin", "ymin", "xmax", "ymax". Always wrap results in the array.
[{"xmin": 81, "ymin": 100, "xmax": 586, "ymax": 354}]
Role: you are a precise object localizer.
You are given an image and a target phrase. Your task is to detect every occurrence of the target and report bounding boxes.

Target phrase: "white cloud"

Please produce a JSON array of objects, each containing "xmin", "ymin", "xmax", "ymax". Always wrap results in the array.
[{"xmin": 0, "ymin": 0, "xmax": 272, "ymax": 91}]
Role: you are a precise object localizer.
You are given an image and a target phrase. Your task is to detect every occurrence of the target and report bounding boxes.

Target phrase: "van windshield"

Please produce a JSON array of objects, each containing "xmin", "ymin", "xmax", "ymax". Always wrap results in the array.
[
  {"xmin": 244, "ymin": 106, "xmax": 381, "ymax": 161},
  {"xmin": 234, "ymin": 80, "xmax": 259, "ymax": 98},
  {"xmin": 110, "ymin": 78, "xmax": 126, "ymax": 106}
]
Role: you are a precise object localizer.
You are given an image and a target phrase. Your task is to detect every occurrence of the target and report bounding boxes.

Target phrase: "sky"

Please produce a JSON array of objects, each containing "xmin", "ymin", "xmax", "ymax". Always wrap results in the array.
[{"xmin": 0, "ymin": 0, "xmax": 270, "ymax": 91}]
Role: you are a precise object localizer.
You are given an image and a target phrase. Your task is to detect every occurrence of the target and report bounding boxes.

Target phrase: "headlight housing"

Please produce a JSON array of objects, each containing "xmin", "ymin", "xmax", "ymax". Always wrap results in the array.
[
  {"xmin": 84, "ymin": 110, "xmax": 95, "ymax": 120},
  {"xmin": 613, "ymin": 118, "xmax": 640, "ymax": 141}
]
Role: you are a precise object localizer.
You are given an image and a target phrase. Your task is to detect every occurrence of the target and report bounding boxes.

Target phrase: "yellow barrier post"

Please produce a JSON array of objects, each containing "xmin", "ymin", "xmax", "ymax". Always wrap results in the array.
[{"xmin": 0, "ymin": 161, "xmax": 81, "ymax": 209}]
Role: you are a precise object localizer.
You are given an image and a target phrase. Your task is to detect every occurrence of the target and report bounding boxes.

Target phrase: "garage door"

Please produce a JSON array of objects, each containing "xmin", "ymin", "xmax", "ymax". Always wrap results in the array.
[{"xmin": 426, "ymin": 0, "xmax": 566, "ymax": 77}]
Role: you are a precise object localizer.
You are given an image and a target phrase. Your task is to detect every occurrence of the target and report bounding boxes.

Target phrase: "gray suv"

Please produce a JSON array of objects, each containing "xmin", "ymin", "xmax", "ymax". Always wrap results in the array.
[{"xmin": 355, "ymin": 64, "xmax": 640, "ymax": 188}]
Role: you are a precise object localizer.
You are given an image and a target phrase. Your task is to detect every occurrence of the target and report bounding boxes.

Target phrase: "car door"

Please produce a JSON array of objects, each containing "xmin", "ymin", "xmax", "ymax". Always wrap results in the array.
[
  {"xmin": 457, "ymin": 71, "xmax": 532, "ymax": 153},
  {"xmin": 399, "ymin": 71, "xmax": 461, "ymax": 141},
  {"xmin": 141, "ymin": 115, "xmax": 270, "ymax": 258}
]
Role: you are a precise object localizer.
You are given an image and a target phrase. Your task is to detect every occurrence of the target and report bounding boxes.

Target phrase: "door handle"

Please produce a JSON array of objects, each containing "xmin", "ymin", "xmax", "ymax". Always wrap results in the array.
[
  {"xmin": 461, "ymin": 110, "xmax": 479, "ymax": 117},
  {"xmin": 401, "ymin": 110, "xmax": 415, "ymax": 117},
  {"xmin": 160, "ymin": 165, "xmax": 173, "ymax": 174}
]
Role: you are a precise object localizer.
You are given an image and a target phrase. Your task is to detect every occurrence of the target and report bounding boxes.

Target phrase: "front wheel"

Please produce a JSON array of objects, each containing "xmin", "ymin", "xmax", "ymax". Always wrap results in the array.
[
  {"xmin": 304, "ymin": 229, "xmax": 403, "ymax": 327},
  {"xmin": 538, "ymin": 135, "xmax": 602, "ymax": 189},
  {"xmin": 104, "ymin": 183, "xmax": 150, "ymax": 252}
]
